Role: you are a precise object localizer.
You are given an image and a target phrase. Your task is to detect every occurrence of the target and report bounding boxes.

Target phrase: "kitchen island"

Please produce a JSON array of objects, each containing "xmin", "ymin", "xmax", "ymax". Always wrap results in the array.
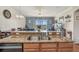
[
  {"xmin": 0, "ymin": 31, "xmax": 74, "ymax": 52},
  {"xmin": 0, "ymin": 37, "xmax": 73, "ymax": 52}
]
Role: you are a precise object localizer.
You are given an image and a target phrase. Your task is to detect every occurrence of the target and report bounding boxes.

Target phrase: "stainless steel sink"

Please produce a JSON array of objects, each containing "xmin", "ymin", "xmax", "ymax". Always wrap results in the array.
[{"xmin": 27, "ymin": 35, "xmax": 51, "ymax": 41}]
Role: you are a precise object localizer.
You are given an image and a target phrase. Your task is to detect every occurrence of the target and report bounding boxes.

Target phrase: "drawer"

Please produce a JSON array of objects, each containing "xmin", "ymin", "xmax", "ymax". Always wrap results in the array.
[
  {"xmin": 24, "ymin": 49, "xmax": 39, "ymax": 52},
  {"xmin": 58, "ymin": 48, "xmax": 73, "ymax": 52},
  {"xmin": 59, "ymin": 42, "xmax": 73, "ymax": 48},
  {"xmin": 41, "ymin": 48, "xmax": 57, "ymax": 52},
  {"xmin": 23, "ymin": 43, "xmax": 39, "ymax": 49},
  {"xmin": 41, "ymin": 43, "xmax": 57, "ymax": 48}
]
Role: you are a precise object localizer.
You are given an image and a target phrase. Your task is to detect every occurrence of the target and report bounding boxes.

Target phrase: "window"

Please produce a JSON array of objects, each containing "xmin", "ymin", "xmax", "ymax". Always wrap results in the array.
[{"xmin": 36, "ymin": 20, "xmax": 47, "ymax": 25}]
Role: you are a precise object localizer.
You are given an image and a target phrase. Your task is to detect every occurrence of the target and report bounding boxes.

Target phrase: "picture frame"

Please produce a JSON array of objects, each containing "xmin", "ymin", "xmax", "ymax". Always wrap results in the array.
[{"xmin": 59, "ymin": 16, "xmax": 64, "ymax": 23}]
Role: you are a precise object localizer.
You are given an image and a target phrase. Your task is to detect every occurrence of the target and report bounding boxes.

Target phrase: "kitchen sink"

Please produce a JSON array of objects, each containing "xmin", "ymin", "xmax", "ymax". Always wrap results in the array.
[{"xmin": 27, "ymin": 35, "xmax": 51, "ymax": 41}]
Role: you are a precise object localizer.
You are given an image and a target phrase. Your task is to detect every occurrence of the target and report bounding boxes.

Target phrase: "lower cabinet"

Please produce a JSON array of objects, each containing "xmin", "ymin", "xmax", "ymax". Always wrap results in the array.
[
  {"xmin": 23, "ymin": 43, "xmax": 39, "ymax": 52},
  {"xmin": 40, "ymin": 43, "xmax": 57, "ymax": 52},
  {"xmin": 58, "ymin": 48, "xmax": 73, "ymax": 52},
  {"xmin": 73, "ymin": 44, "xmax": 79, "ymax": 52},
  {"xmin": 23, "ymin": 42, "xmax": 73, "ymax": 52},
  {"xmin": 40, "ymin": 43, "xmax": 57, "ymax": 48},
  {"xmin": 58, "ymin": 42, "xmax": 73, "ymax": 52},
  {"xmin": 23, "ymin": 43, "xmax": 39, "ymax": 49}
]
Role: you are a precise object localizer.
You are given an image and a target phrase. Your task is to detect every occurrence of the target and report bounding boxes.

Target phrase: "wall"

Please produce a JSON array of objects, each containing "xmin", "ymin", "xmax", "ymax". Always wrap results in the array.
[
  {"xmin": 56, "ymin": 7, "xmax": 74, "ymax": 32},
  {"xmin": 56, "ymin": 7, "xmax": 79, "ymax": 42},
  {"xmin": 0, "ymin": 6, "xmax": 26, "ymax": 31},
  {"xmin": 73, "ymin": 10, "xmax": 79, "ymax": 42}
]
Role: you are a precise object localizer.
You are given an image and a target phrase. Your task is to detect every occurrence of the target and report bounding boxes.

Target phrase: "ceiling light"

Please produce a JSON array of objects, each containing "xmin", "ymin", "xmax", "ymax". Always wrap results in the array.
[{"xmin": 35, "ymin": 6, "xmax": 43, "ymax": 16}]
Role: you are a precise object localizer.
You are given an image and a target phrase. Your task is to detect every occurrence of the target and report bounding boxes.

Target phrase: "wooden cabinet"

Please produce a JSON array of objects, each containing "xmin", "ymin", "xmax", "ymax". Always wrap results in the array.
[
  {"xmin": 23, "ymin": 43, "xmax": 57, "ymax": 52},
  {"xmin": 58, "ymin": 42, "xmax": 73, "ymax": 47},
  {"xmin": 58, "ymin": 42, "xmax": 73, "ymax": 52},
  {"xmin": 40, "ymin": 43, "xmax": 57, "ymax": 52},
  {"xmin": 23, "ymin": 42, "xmax": 73, "ymax": 52},
  {"xmin": 40, "ymin": 43, "xmax": 57, "ymax": 48},
  {"xmin": 23, "ymin": 43, "xmax": 39, "ymax": 52},
  {"xmin": 24, "ymin": 43, "xmax": 39, "ymax": 49},
  {"xmin": 73, "ymin": 44, "xmax": 79, "ymax": 52}
]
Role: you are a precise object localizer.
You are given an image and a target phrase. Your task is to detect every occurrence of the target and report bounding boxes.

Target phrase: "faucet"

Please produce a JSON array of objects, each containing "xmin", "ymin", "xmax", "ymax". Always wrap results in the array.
[{"xmin": 27, "ymin": 35, "xmax": 32, "ymax": 40}]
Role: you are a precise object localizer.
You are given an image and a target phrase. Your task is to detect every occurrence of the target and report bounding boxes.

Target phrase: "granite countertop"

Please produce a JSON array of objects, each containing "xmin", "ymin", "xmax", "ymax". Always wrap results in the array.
[
  {"xmin": 2, "ymin": 31, "xmax": 61, "ymax": 33},
  {"xmin": 0, "ymin": 35, "xmax": 73, "ymax": 43}
]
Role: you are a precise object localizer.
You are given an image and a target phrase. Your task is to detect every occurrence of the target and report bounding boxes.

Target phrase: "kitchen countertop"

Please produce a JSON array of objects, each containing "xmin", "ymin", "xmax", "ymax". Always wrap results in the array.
[
  {"xmin": 2, "ymin": 31, "xmax": 61, "ymax": 33},
  {"xmin": 0, "ymin": 36, "xmax": 73, "ymax": 43}
]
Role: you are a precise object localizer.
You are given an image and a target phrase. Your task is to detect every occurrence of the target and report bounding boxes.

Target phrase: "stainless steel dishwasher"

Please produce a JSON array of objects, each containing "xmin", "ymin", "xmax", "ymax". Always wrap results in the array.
[{"xmin": 0, "ymin": 43, "xmax": 22, "ymax": 52}]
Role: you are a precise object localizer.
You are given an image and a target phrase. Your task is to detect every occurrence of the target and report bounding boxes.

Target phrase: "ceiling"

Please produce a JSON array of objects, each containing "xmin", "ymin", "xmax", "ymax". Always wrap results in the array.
[{"xmin": 12, "ymin": 6, "xmax": 71, "ymax": 17}]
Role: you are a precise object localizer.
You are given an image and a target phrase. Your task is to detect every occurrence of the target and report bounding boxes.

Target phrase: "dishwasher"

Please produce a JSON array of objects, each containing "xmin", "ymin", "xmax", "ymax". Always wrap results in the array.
[{"xmin": 0, "ymin": 43, "xmax": 22, "ymax": 52}]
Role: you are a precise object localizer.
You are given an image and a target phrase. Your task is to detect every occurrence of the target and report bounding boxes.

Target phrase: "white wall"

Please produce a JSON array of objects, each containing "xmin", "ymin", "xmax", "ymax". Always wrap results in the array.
[
  {"xmin": 73, "ymin": 10, "xmax": 79, "ymax": 42},
  {"xmin": 73, "ymin": 20, "xmax": 79, "ymax": 42},
  {"xmin": 56, "ymin": 7, "xmax": 79, "ymax": 42},
  {"xmin": 57, "ymin": 7, "xmax": 74, "ymax": 32},
  {"xmin": 0, "ymin": 6, "xmax": 26, "ymax": 31}
]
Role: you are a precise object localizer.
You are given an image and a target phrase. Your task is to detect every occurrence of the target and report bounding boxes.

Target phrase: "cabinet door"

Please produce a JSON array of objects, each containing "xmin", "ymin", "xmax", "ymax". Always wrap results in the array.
[
  {"xmin": 40, "ymin": 43, "xmax": 57, "ymax": 48},
  {"xmin": 59, "ymin": 42, "xmax": 73, "ymax": 48},
  {"xmin": 58, "ymin": 48, "xmax": 73, "ymax": 52},
  {"xmin": 58, "ymin": 42, "xmax": 73, "ymax": 52},
  {"xmin": 73, "ymin": 44, "xmax": 79, "ymax": 52},
  {"xmin": 23, "ymin": 43, "xmax": 39, "ymax": 49},
  {"xmin": 40, "ymin": 43, "xmax": 57, "ymax": 52}
]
